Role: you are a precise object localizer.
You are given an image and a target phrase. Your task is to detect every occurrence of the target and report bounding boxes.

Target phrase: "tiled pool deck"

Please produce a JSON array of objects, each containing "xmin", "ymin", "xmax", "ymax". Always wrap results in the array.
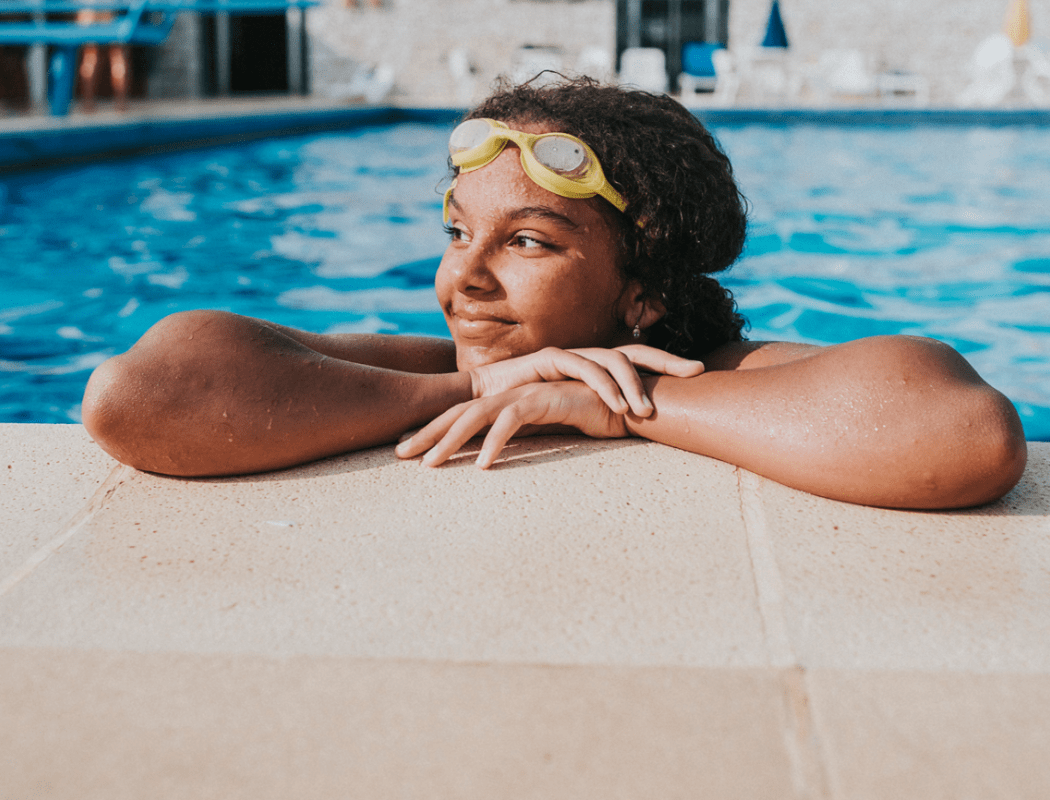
[{"xmin": 2, "ymin": 422, "xmax": 1049, "ymax": 797}]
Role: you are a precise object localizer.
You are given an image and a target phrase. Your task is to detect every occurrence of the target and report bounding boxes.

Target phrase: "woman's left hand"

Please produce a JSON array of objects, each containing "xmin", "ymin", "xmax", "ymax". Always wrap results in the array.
[
  {"xmin": 395, "ymin": 381, "xmax": 628, "ymax": 468},
  {"xmin": 470, "ymin": 345, "xmax": 703, "ymax": 418}
]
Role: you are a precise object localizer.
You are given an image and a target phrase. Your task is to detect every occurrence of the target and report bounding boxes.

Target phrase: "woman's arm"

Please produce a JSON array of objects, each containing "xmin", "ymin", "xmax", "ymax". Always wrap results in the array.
[
  {"xmin": 397, "ymin": 336, "xmax": 1027, "ymax": 509},
  {"xmin": 626, "ymin": 336, "xmax": 1027, "ymax": 509},
  {"xmin": 82, "ymin": 310, "xmax": 470, "ymax": 477},
  {"xmin": 82, "ymin": 312, "xmax": 695, "ymax": 477}
]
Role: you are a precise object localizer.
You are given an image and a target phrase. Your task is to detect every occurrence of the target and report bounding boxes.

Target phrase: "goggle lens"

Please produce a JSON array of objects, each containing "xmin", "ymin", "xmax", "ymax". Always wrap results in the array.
[
  {"xmin": 448, "ymin": 118, "xmax": 493, "ymax": 154},
  {"xmin": 532, "ymin": 136, "xmax": 589, "ymax": 178}
]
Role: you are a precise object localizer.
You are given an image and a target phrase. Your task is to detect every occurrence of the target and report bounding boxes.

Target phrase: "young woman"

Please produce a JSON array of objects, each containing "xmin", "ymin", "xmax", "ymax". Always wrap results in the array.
[{"xmin": 82, "ymin": 78, "xmax": 1027, "ymax": 509}]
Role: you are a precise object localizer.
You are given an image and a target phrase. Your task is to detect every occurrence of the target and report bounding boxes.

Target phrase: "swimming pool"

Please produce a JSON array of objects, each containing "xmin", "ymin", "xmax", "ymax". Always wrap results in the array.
[{"xmin": 1, "ymin": 118, "xmax": 1048, "ymax": 440}]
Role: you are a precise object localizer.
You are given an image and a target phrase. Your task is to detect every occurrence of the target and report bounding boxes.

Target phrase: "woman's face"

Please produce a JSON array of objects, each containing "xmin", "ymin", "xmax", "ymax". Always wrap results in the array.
[{"xmin": 436, "ymin": 127, "xmax": 636, "ymax": 372}]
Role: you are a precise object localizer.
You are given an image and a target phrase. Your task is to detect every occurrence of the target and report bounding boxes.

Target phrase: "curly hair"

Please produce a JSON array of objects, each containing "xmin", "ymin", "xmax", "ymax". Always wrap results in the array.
[{"xmin": 458, "ymin": 75, "xmax": 749, "ymax": 358}]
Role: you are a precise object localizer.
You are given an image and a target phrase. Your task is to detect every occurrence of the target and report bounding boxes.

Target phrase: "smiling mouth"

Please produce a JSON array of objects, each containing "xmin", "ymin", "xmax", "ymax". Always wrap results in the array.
[{"xmin": 451, "ymin": 311, "xmax": 516, "ymax": 338}]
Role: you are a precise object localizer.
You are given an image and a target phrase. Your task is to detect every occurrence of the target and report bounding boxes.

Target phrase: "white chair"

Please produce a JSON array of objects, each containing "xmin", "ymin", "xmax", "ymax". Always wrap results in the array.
[
  {"xmin": 363, "ymin": 64, "xmax": 395, "ymax": 104},
  {"xmin": 323, "ymin": 62, "xmax": 395, "ymax": 104},
  {"xmin": 619, "ymin": 47, "xmax": 668, "ymax": 94},
  {"xmin": 956, "ymin": 34, "xmax": 1016, "ymax": 106},
  {"xmin": 509, "ymin": 45, "xmax": 564, "ymax": 86},
  {"xmin": 875, "ymin": 69, "xmax": 931, "ymax": 106},
  {"xmin": 575, "ymin": 45, "xmax": 614, "ymax": 82},
  {"xmin": 739, "ymin": 45, "xmax": 798, "ymax": 103},
  {"xmin": 680, "ymin": 49, "xmax": 739, "ymax": 106},
  {"xmin": 447, "ymin": 47, "xmax": 477, "ymax": 106},
  {"xmin": 809, "ymin": 49, "xmax": 878, "ymax": 103},
  {"xmin": 1021, "ymin": 43, "xmax": 1050, "ymax": 106}
]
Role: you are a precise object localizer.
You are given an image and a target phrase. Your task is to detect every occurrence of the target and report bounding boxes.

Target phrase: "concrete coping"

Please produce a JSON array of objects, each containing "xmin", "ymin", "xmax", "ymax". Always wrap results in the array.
[{"xmin": 2, "ymin": 422, "xmax": 1050, "ymax": 796}]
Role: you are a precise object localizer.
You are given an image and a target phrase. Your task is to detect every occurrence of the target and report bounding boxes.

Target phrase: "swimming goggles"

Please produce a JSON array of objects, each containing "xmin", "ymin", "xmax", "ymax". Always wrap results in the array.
[{"xmin": 442, "ymin": 118, "xmax": 630, "ymax": 223}]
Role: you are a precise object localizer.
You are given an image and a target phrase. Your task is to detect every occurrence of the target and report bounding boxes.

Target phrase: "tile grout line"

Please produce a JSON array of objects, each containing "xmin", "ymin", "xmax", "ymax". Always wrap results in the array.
[
  {"xmin": 0, "ymin": 462, "xmax": 133, "ymax": 599},
  {"xmin": 737, "ymin": 469, "xmax": 795, "ymax": 668},
  {"xmin": 737, "ymin": 469, "xmax": 833, "ymax": 800}
]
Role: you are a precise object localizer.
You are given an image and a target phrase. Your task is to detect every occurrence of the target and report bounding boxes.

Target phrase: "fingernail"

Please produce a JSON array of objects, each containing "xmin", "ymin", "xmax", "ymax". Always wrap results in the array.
[{"xmin": 642, "ymin": 395, "xmax": 654, "ymax": 410}]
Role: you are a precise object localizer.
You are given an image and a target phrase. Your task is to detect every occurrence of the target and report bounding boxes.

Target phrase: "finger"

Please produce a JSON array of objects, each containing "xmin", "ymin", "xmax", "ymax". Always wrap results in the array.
[
  {"xmin": 420, "ymin": 403, "xmax": 501, "ymax": 467},
  {"xmin": 565, "ymin": 349, "xmax": 653, "ymax": 416},
  {"xmin": 475, "ymin": 403, "xmax": 537, "ymax": 469},
  {"xmin": 394, "ymin": 406, "xmax": 467, "ymax": 459},
  {"xmin": 611, "ymin": 345, "xmax": 705, "ymax": 377},
  {"xmin": 526, "ymin": 348, "xmax": 629, "ymax": 415},
  {"xmin": 583, "ymin": 350, "xmax": 655, "ymax": 417},
  {"xmin": 558, "ymin": 356, "xmax": 633, "ymax": 415}
]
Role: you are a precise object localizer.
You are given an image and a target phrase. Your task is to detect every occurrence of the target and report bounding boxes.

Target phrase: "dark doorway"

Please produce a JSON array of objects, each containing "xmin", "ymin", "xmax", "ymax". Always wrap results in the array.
[
  {"xmin": 229, "ymin": 13, "xmax": 287, "ymax": 93},
  {"xmin": 0, "ymin": 46, "xmax": 31, "ymax": 110}
]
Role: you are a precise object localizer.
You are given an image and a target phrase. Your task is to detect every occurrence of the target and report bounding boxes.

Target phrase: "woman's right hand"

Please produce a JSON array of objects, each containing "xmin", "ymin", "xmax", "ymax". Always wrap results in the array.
[
  {"xmin": 396, "ymin": 380, "xmax": 630, "ymax": 469},
  {"xmin": 469, "ymin": 345, "xmax": 704, "ymax": 418}
]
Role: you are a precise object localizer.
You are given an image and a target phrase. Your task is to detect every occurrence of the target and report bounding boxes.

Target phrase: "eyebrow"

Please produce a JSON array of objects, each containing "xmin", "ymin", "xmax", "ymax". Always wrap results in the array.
[
  {"xmin": 446, "ymin": 192, "xmax": 580, "ymax": 230},
  {"xmin": 508, "ymin": 206, "xmax": 580, "ymax": 230}
]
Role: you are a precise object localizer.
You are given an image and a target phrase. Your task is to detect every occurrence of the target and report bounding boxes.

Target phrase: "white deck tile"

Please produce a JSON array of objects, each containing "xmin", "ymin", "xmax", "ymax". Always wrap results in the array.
[
  {"xmin": 0, "ymin": 435, "xmax": 771, "ymax": 667},
  {"xmin": 0, "ymin": 423, "xmax": 117, "ymax": 579},
  {"xmin": 0, "ymin": 649, "xmax": 803, "ymax": 800},
  {"xmin": 756, "ymin": 445, "xmax": 1050, "ymax": 671},
  {"xmin": 809, "ymin": 669, "xmax": 1050, "ymax": 799}
]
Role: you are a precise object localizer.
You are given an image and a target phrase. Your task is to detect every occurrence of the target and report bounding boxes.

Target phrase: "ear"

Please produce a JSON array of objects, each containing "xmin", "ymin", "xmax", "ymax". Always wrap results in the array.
[{"xmin": 622, "ymin": 281, "xmax": 666, "ymax": 334}]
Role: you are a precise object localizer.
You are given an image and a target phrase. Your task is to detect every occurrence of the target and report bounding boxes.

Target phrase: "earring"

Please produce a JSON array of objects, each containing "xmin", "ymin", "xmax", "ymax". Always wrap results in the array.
[{"xmin": 632, "ymin": 322, "xmax": 642, "ymax": 339}]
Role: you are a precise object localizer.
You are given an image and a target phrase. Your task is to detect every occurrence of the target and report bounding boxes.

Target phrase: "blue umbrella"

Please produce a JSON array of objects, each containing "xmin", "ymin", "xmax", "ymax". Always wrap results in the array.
[{"xmin": 761, "ymin": 0, "xmax": 789, "ymax": 48}]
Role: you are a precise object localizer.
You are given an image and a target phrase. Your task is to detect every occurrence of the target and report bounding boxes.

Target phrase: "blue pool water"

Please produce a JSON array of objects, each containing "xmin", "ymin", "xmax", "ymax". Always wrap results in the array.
[{"xmin": 1, "ymin": 119, "xmax": 1048, "ymax": 440}]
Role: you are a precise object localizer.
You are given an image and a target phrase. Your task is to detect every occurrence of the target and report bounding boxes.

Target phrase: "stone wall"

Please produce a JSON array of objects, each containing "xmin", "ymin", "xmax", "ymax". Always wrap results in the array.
[
  {"xmin": 304, "ymin": 0, "xmax": 1049, "ymax": 106},
  {"xmin": 306, "ymin": 0, "xmax": 617, "ymax": 106},
  {"xmin": 728, "ymin": 0, "xmax": 1050, "ymax": 105},
  {"xmin": 133, "ymin": 0, "xmax": 1049, "ymax": 106},
  {"xmin": 145, "ymin": 13, "xmax": 203, "ymax": 100}
]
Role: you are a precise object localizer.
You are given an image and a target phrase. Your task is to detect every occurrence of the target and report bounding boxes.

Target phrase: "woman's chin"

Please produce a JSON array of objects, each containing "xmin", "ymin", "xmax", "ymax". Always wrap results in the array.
[{"xmin": 454, "ymin": 342, "xmax": 521, "ymax": 372}]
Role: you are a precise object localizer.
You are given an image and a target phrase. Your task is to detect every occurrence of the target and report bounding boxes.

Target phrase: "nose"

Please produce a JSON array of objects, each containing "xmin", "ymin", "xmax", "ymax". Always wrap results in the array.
[{"xmin": 441, "ymin": 240, "xmax": 500, "ymax": 297}]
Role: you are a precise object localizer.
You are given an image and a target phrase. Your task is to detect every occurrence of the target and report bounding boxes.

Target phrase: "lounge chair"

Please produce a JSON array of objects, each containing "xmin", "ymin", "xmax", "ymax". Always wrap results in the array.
[
  {"xmin": 509, "ymin": 45, "xmax": 564, "ymax": 86},
  {"xmin": 618, "ymin": 47, "xmax": 668, "ymax": 94},
  {"xmin": 575, "ymin": 45, "xmax": 613, "ymax": 82},
  {"xmin": 738, "ymin": 45, "xmax": 797, "ymax": 104},
  {"xmin": 1021, "ymin": 42, "xmax": 1050, "ymax": 105},
  {"xmin": 956, "ymin": 33, "xmax": 1016, "ymax": 107},
  {"xmin": 447, "ymin": 47, "xmax": 477, "ymax": 106},
  {"xmin": 875, "ymin": 68, "xmax": 931, "ymax": 106},
  {"xmin": 807, "ymin": 49, "xmax": 878, "ymax": 104},
  {"xmin": 679, "ymin": 45, "xmax": 738, "ymax": 107}
]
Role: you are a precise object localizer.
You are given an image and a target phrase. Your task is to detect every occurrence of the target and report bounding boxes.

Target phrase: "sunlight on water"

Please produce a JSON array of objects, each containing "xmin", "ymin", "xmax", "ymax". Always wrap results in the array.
[
  {"xmin": 0, "ymin": 120, "xmax": 1048, "ymax": 439},
  {"xmin": 720, "ymin": 124, "xmax": 1050, "ymax": 439}
]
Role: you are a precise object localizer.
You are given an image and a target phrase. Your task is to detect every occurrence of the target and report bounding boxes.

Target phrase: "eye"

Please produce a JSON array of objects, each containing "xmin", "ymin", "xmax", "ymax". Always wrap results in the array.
[
  {"xmin": 512, "ymin": 233, "xmax": 548, "ymax": 250},
  {"xmin": 444, "ymin": 224, "xmax": 471, "ymax": 243}
]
